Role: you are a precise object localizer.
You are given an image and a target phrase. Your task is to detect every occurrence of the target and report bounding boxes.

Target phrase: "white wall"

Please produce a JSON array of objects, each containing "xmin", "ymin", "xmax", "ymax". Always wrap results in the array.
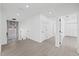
[
  {"xmin": 77, "ymin": 13, "xmax": 79, "ymax": 49},
  {"xmin": 0, "ymin": 4, "xmax": 2, "ymax": 44},
  {"xmin": 0, "ymin": 4, "xmax": 7, "ymax": 45},
  {"xmin": 62, "ymin": 14, "xmax": 77, "ymax": 37},
  {"xmin": 20, "ymin": 14, "xmax": 56, "ymax": 43},
  {"xmin": 0, "ymin": 6, "xmax": 7, "ymax": 45},
  {"xmin": 20, "ymin": 15, "xmax": 40, "ymax": 42}
]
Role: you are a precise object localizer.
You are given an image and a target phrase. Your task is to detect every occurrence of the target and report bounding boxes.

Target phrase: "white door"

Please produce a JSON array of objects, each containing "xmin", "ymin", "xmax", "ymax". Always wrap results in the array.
[
  {"xmin": 55, "ymin": 17, "xmax": 64, "ymax": 47},
  {"xmin": 61, "ymin": 17, "xmax": 65, "ymax": 44}
]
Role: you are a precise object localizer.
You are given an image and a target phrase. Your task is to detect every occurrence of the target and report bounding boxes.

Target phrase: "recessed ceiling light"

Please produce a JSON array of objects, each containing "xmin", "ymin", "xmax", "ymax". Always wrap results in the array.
[
  {"xmin": 48, "ymin": 11, "xmax": 52, "ymax": 14},
  {"xmin": 26, "ymin": 4, "xmax": 30, "ymax": 8}
]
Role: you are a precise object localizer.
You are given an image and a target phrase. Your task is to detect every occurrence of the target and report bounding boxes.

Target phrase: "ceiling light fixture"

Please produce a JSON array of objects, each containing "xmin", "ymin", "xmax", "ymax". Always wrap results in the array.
[
  {"xmin": 48, "ymin": 11, "xmax": 52, "ymax": 14},
  {"xmin": 26, "ymin": 4, "xmax": 30, "ymax": 8}
]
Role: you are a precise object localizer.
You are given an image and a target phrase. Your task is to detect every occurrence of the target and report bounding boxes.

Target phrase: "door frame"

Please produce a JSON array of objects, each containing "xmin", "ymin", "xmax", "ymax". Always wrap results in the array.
[{"xmin": 6, "ymin": 20, "xmax": 19, "ymax": 44}]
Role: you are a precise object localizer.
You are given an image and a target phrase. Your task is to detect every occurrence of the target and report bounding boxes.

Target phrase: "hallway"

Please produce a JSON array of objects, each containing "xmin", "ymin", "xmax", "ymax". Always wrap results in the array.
[
  {"xmin": 0, "ymin": 3, "xmax": 79, "ymax": 56},
  {"xmin": 1, "ymin": 36, "xmax": 78, "ymax": 56}
]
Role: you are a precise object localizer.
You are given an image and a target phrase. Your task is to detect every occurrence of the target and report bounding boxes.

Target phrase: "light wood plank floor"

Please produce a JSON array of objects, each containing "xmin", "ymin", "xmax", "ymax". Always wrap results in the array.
[{"xmin": 1, "ymin": 36, "xmax": 79, "ymax": 56}]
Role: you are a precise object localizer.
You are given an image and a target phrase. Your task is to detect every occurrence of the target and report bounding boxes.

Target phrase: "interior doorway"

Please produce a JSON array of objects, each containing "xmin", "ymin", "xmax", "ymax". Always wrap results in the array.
[{"xmin": 7, "ymin": 20, "xmax": 19, "ymax": 44}]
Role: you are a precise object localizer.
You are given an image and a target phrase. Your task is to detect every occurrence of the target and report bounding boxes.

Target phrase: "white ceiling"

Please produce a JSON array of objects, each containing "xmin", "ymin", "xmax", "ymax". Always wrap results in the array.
[{"xmin": 1, "ymin": 3, "xmax": 79, "ymax": 20}]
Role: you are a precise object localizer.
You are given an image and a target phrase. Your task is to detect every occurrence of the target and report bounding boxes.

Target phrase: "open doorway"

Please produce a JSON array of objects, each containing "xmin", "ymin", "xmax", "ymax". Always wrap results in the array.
[{"xmin": 7, "ymin": 20, "xmax": 19, "ymax": 44}]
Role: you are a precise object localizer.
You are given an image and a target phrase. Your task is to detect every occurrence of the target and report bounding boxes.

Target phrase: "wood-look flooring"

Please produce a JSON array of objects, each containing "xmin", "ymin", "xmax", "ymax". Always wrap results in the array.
[{"xmin": 1, "ymin": 36, "xmax": 79, "ymax": 56}]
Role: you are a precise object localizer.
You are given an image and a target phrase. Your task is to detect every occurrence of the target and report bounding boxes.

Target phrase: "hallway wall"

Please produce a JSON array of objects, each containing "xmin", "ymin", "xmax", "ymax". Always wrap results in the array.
[{"xmin": 19, "ymin": 15, "xmax": 40, "ymax": 42}]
